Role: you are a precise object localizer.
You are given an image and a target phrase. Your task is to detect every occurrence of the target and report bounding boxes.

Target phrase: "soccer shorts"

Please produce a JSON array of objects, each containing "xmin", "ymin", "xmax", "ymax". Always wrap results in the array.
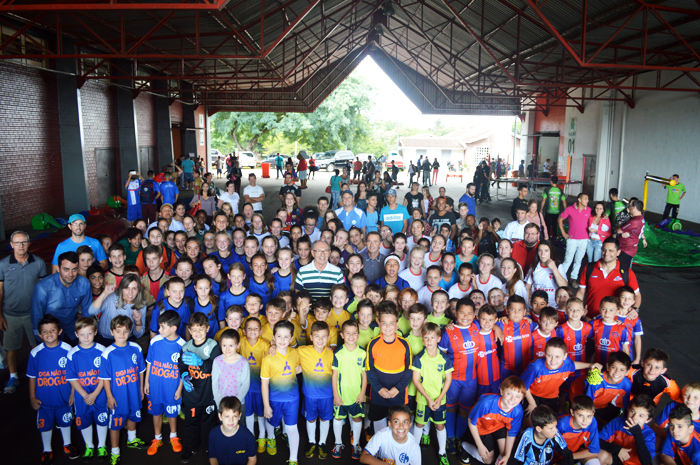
[
  {"xmin": 368, "ymin": 404, "xmax": 392, "ymax": 422},
  {"xmin": 148, "ymin": 400, "xmax": 181, "ymax": 418},
  {"xmin": 532, "ymin": 395, "xmax": 559, "ymax": 414},
  {"xmin": 465, "ymin": 425, "xmax": 507, "ymax": 452},
  {"xmin": 500, "ymin": 367, "xmax": 521, "ymax": 380},
  {"xmin": 408, "ymin": 395, "xmax": 417, "ymax": 413},
  {"xmin": 245, "ymin": 391, "xmax": 264, "ymax": 417},
  {"xmin": 476, "ymin": 380, "xmax": 502, "ymax": 398},
  {"xmin": 109, "ymin": 408, "xmax": 142, "ymax": 430},
  {"xmin": 334, "ymin": 403, "xmax": 364, "ymax": 420},
  {"xmin": 268, "ymin": 399, "xmax": 298, "ymax": 427},
  {"xmin": 446, "ymin": 378, "xmax": 477, "ymax": 410},
  {"xmin": 37, "ymin": 406, "xmax": 73, "ymax": 432},
  {"xmin": 74, "ymin": 403, "xmax": 109, "ymax": 430},
  {"xmin": 303, "ymin": 397, "xmax": 333, "ymax": 422},
  {"xmin": 415, "ymin": 402, "xmax": 446, "ymax": 425}
]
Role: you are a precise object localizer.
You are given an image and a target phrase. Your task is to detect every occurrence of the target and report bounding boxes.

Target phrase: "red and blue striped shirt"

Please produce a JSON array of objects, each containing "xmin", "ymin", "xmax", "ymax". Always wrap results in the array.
[
  {"xmin": 495, "ymin": 320, "xmax": 536, "ymax": 375},
  {"xmin": 531, "ymin": 329, "xmax": 553, "ymax": 360},
  {"xmin": 475, "ymin": 330, "xmax": 500, "ymax": 386},
  {"xmin": 591, "ymin": 319, "xmax": 629, "ymax": 367},
  {"xmin": 556, "ymin": 321, "xmax": 593, "ymax": 377},
  {"xmin": 439, "ymin": 323, "xmax": 480, "ymax": 382}
]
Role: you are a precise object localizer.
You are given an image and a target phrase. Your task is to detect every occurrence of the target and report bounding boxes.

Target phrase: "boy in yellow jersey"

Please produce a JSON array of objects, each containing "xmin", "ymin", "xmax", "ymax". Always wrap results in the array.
[
  {"xmin": 404, "ymin": 304, "xmax": 428, "ymax": 415},
  {"xmin": 301, "ymin": 298, "xmax": 339, "ymax": 348},
  {"xmin": 356, "ymin": 299, "xmax": 380, "ymax": 350},
  {"xmin": 260, "ymin": 298, "xmax": 298, "ymax": 348},
  {"xmin": 261, "ymin": 320, "xmax": 302, "ymax": 464},
  {"xmin": 244, "ymin": 294, "xmax": 267, "ymax": 328},
  {"xmin": 328, "ymin": 284, "xmax": 352, "ymax": 332},
  {"xmin": 240, "ymin": 317, "xmax": 270, "ymax": 453},
  {"xmin": 332, "ymin": 320, "xmax": 368, "ymax": 460},
  {"xmin": 299, "ymin": 321, "xmax": 335, "ymax": 460},
  {"xmin": 428, "ymin": 290, "xmax": 452, "ymax": 328},
  {"xmin": 214, "ymin": 306, "xmax": 244, "ymax": 342},
  {"xmin": 291, "ymin": 290, "xmax": 313, "ymax": 346},
  {"xmin": 347, "ymin": 275, "xmax": 368, "ymax": 315}
]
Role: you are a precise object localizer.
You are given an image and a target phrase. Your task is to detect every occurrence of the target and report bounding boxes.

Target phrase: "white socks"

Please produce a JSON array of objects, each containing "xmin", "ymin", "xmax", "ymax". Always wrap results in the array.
[
  {"xmin": 258, "ymin": 416, "xmax": 266, "ymax": 439},
  {"xmin": 351, "ymin": 420, "xmax": 362, "ymax": 447},
  {"xmin": 9, "ymin": 372, "xmax": 18, "ymax": 379},
  {"xmin": 155, "ymin": 434, "xmax": 162, "ymax": 441},
  {"xmin": 127, "ymin": 429, "xmax": 136, "ymax": 442},
  {"xmin": 333, "ymin": 419, "xmax": 344, "ymax": 445},
  {"xmin": 307, "ymin": 421, "xmax": 317, "ymax": 444},
  {"xmin": 60, "ymin": 426, "xmax": 71, "ymax": 446},
  {"xmin": 246, "ymin": 416, "xmax": 255, "ymax": 436},
  {"xmin": 81, "ymin": 429, "xmax": 95, "ymax": 449},
  {"xmin": 112, "ymin": 447, "xmax": 120, "ymax": 456},
  {"xmin": 265, "ymin": 420, "xmax": 276, "ymax": 439},
  {"xmin": 319, "ymin": 420, "xmax": 329, "ymax": 446},
  {"xmin": 41, "ymin": 431, "xmax": 53, "ymax": 452},
  {"xmin": 436, "ymin": 428, "xmax": 447, "ymax": 455},
  {"xmin": 170, "ymin": 432, "xmax": 177, "ymax": 439},
  {"xmin": 413, "ymin": 425, "xmax": 423, "ymax": 443},
  {"xmin": 286, "ymin": 425, "xmax": 300, "ymax": 462},
  {"xmin": 462, "ymin": 441, "xmax": 483, "ymax": 463},
  {"xmin": 97, "ymin": 426, "xmax": 108, "ymax": 448}
]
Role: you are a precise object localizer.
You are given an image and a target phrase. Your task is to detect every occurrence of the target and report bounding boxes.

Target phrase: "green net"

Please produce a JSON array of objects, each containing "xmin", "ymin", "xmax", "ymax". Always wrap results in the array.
[{"xmin": 633, "ymin": 226, "xmax": 700, "ymax": 267}]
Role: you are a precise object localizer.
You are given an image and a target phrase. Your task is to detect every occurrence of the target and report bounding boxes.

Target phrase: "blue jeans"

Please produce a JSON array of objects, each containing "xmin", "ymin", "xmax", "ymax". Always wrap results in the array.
[
  {"xmin": 587, "ymin": 239, "xmax": 603, "ymax": 263},
  {"xmin": 331, "ymin": 190, "xmax": 340, "ymax": 209},
  {"xmin": 276, "ymin": 165, "xmax": 283, "ymax": 178},
  {"xmin": 561, "ymin": 238, "xmax": 589, "ymax": 280}
]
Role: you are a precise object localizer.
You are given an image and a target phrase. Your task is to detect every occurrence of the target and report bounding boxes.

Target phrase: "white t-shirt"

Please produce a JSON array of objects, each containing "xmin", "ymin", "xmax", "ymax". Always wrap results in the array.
[
  {"xmin": 502, "ymin": 280, "xmax": 528, "ymax": 304},
  {"xmin": 424, "ymin": 253, "xmax": 442, "ymax": 269},
  {"xmin": 399, "ymin": 268, "xmax": 426, "ymax": 290},
  {"xmin": 218, "ymin": 191, "xmax": 240, "ymax": 214},
  {"xmin": 397, "ymin": 253, "xmax": 409, "ymax": 272},
  {"xmin": 407, "ymin": 235, "xmax": 431, "ymax": 251},
  {"xmin": 417, "ymin": 286, "xmax": 436, "ymax": 312},
  {"xmin": 304, "ymin": 229, "xmax": 321, "ymax": 244},
  {"xmin": 276, "ymin": 235, "xmax": 290, "ymax": 248},
  {"xmin": 502, "ymin": 220, "xmax": 527, "ymax": 242},
  {"xmin": 525, "ymin": 263, "xmax": 567, "ymax": 306},
  {"xmin": 448, "ymin": 282, "xmax": 473, "ymax": 300},
  {"xmin": 380, "ymin": 243, "xmax": 393, "ymax": 256},
  {"xmin": 364, "ymin": 427, "xmax": 422, "ymax": 465},
  {"xmin": 243, "ymin": 185, "xmax": 265, "ymax": 211},
  {"xmin": 474, "ymin": 274, "xmax": 503, "ymax": 298}
]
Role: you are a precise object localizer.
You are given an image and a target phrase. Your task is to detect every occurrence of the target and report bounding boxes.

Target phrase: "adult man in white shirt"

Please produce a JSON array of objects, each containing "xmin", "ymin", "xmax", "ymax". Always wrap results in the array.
[
  {"xmin": 217, "ymin": 180, "xmax": 240, "ymax": 214},
  {"xmin": 502, "ymin": 206, "xmax": 528, "ymax": 242},
  {"xmin": 243, "ymin": 173, "xmax": 265, "ymax": 212}
]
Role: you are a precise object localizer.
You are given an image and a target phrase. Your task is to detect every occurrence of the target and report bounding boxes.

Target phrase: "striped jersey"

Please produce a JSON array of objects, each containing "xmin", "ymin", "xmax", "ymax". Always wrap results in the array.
[
  {"xmin": 591, "ymin": 319, "xmax": 629, "ymax": 366},
  {"xmin": 496, "ymin": 319, "xmax": 536, "ymax": 375},
  {"xmin": 555, "ymin": 321, "xmax": 593, "ymax": 377},
  {"xmin": 294, "ymin": 262, "xmax": 345, "ymax": 301},
  {"xmin": 531, "ymin": 329, "xmax": 553, "ymax": 360},
  {"xmin": 439, "ymin": 323, "xmax": 480, "ymax": 382},
  {"xmin": 475, "ymin": 330, "xmax": 500, "ymax": 386}
]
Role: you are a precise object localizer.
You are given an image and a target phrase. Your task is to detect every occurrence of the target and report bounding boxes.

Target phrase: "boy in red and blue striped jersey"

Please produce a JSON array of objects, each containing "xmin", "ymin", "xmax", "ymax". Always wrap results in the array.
[
  {"xmin": 591, "ymin": 297, "xmax": 630, "ymax": 367},
  {"xmin": 495, "ymin": 296, "xmax": 536, "ymax": 379},
  {"xmin": 474, "ymin": 305, "xmax": 501, "ymax": 397},
  {"xmin": 555, "ymin": 298, "xmax": 593, "ymax": 394},
  {"xmin": 531, "ymin": 307, "xmax": 559, "ymax": 360}
]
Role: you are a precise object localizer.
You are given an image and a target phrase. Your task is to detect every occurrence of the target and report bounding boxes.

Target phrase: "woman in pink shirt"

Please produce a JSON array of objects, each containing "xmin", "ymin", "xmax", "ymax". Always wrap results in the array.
[
  {"xmin": 557, "ymin": 193, "xmax": 591, "ymax": 287},
  {"xmin": 586, "ymin": 201, "xmax": 611, "ymax": 262}
]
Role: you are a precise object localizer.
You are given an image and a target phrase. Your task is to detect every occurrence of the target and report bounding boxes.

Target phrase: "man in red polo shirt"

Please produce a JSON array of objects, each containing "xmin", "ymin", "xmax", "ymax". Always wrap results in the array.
[
  {"xmin": 576, "ymin": 237, "xmax": 641, "ymax": 318},
  {"xmin": 512, "ymin": 223, "xmax": 539, "ymax": 271},
  {"xmin": 558, "ymin": 193, "xmax": 591, "ymax": 288},
  {"xmin": 617, "ymin": 199, "xmax": 645, "ymax": 270}
]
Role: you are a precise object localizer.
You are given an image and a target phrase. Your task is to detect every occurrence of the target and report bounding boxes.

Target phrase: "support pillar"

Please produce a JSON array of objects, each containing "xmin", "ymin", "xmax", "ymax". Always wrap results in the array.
[
  {"xmin": 152, "ymin": 80, "xmax": 174, "ymax": 169},
  {"xmin": 113, "ymin": 59, "xmax": 140, "ymax": 198},
  {"xmin": 180, "ymin": 82, "xmax": 197, "ymax": 161}
]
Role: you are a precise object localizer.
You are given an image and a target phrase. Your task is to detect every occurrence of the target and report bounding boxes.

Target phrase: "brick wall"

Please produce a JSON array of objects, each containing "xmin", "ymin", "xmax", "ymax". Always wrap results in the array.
[
  {"xmin": 0, "ymin": 62, "xmax": 64, "ymax": 229},
  {"xmin": 170, "ymin": 101, "xmax": 183, "ymax": 124},
  {"xmin": 135, "ymin": 92, "xmax": 156, "ymax": 148},
  {"xmin": 80, "ymin": 81, "xmax": 118, "ymax": 205}
]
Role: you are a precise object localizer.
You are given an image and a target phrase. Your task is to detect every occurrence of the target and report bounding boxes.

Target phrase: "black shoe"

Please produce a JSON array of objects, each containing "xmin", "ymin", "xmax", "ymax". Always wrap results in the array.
[
  {"xmin": 64, "ymin": 445, "xmax": 81, "ymax": 460},
  {"xmin": 180, "ymin": 450, "xmax": 197, "ymax": 464},
  {"xmin": 459, "ymin": 443, "xmax": 473, "ymax": 464}
]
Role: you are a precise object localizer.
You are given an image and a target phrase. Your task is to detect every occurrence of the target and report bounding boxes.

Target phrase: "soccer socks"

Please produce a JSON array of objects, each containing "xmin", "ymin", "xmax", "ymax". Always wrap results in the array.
[
  {"xmin": 81, "ymin": 429, "xmax": 95, "ymax": 449},
  {"xmin": 286, "ymin": 425, "xmax": 300, "ymax": 462},
  {"xmin": 41, "ymin": 431, "xmax": 53, "ymax": 452},
  {"xmin": 9, "ymin": 372, "xmax": 18, "ymax": 379},
  {"xmin": 319, "ymin": 420, "xmax": 329, "ymax": 446},
  {"xmin": 351, "ymin": 420, "xmax": 362, "ymax": 447},
  {"xmin": 170, "ymin": 432, "xmax": 177, "ymax": 439},
  {"xmin": 97, "ymin": 426, "xmax": 108, "ymax": 448},
  {"xmin": 60, "ymin": 426, "xmax": 71, "ymax": 446},
  {"xmin": 373, "ymin": 420, "xmax": 387, "ymax": 435},
  {"xmin": 127, "ymin": 429, "xmax": 136, "ymax": 442},
  {"xmin": 412, "ymin": 425, "xmax": 423, "ymax": 444},
  {"xmin": 423, "ymin": 423, "xmax": 430, "ymax": 435},
  {"xmin": 333, "ymin": 419, "xmax": 344, "ymax": 445},
  {"xmin": 462, "ymin": 441, "xmax": 481, "ymax": 462},
  {"xmin": 446, "ymin": 410, "xmax": 457, "ymax": 439},
  {"xmin": 155, "ymin": 434, "xmax": 162, "ymax": 441},
  {"xmin": 258, "ymin": 416, "xmax": 267, "ymax": 439},
  {"xmin": 112, "ymin": 447, "xmax": 120, "ymax": 457},
  {"xmin": 307, "ymin": 421, "xmax": 317, "ymax": 444},
  {"xmin": 436, "ymin": 428, "xmax": 447, "ymax": 455},
  {"xmin": 456, "ymin": 415, "xmax": 468, "ymax": 439},
  {"xmin": 265, "ymin": 420, "xmax": 276, "ymax": 439},
  {"xmin": 245, "ymin": 415, "xmax": 255, "ymax": 436}
]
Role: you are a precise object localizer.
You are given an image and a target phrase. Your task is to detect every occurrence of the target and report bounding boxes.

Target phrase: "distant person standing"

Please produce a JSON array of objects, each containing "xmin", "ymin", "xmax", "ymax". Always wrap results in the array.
[
  {"xmin": 617, "ymin": 199, "xmax": 645, "ymax": 269},
  {"xmin": 662, "ymin": 174, "xmax": 686, "ymax": 220},
  {"xmin": 243, "ymin": 173, "xmax": 265, "ymax": 213},
  {"xmin": 309, "ymin": 154, "xmax": 317, "ymax": 179},
  {"xmin": 422, "ymin": 157, "xmax": 431, "ymax": 186},
  {"xmin": 353, "ymin": 157, "xmax": 362, "ymax": 182},
  {"xmin": 518, "ymin": 159, "xmax": 525, "ymax": 177},
  {"xmin": 408, "ymin": 161, "xmax": 416, "ymax": 185},
  {"xmin": 297, "ymin": 153, "xmax": 308, "ymax": 189},
  {"xmin": 541, "ymin": 176, "xmax": 566, "ymax": 238},
  {"xmin": 215, "ymin": 156, "xmax": 223, "ymax": 179},
  {"xmin": 379, "ymin": 153, "xmax": 387, "ymax": 173},
  {"xmin": 431, "ymin": 158, "xmax": 440, "ymax": 185},
  {"xmin": 558, "ymin": 193, "xmax": 591, "ymax": 288},
  {"xmin": 275, "ymin": 152, "xmax": 284, "ymax": 179},
  {"xmin": 181, "ymin": 156, "xmax": 195, "ymax": 189}
]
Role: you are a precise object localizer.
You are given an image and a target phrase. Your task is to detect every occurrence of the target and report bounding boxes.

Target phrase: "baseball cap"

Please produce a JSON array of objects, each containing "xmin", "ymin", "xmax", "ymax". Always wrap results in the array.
[
  {"xmin": 68, "ymin": 214, "xmax": 86, "ymax": 224},
  {"xmin": 386, "ymin": 188, "xmax": 397, "ymax": 197},
  {"xmin": 341, "ymin": 190, "xmax": 354, "ymax": 197},
  {"xmin": 161, "ymin": 203, "xmax": 174, "ymax": 210}
]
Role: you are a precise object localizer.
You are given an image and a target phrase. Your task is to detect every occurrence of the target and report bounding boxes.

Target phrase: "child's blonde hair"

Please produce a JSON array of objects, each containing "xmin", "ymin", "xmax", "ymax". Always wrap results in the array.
[{"xmin": 409, "ymin": 245, "xmax": 426, "ymax": 267}]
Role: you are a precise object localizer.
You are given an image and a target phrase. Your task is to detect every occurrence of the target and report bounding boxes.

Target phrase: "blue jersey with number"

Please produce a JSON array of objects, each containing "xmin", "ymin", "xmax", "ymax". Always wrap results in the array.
[
  {"xmin": 66, "ymin": 343, "xmax": 108, "ymax": 410},
  {"xmin": 248, "ymin": 278, "xmax": 273, "ymax": 309},
  {"xmin": 146, "ymin": 335, "xmax": 185, "ymax": 406},
  {"xmin": 26, "ymin": 342, "xmax": 72, "ymax": 407},
  {"xmin": 150, "ymin": 298, "xmax": 193, "ymax": 338},
  {"xmin": 218, "ymin": 288, "xmax": 249, "ymax": 321},
  {"xmin": 99, "ymin": 342, "xmax": 146, "ymax": 413}
]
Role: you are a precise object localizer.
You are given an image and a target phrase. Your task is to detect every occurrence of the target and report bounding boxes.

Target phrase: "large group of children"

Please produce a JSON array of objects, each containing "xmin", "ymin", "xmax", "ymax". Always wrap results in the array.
[{"xmin": 26, "ymin": 188, "xmax": 700, "ymax": 465}]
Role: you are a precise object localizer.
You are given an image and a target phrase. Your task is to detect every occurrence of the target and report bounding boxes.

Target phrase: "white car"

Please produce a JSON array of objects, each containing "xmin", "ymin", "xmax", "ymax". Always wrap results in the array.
[{"xmin": 237, "ymin": 152, "xmax": 257, "ymax": 169}]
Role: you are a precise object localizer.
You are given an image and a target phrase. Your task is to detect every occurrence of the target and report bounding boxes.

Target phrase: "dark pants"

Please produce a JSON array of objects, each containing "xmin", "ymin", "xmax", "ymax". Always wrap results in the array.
[
  {"xmin": 276, "ymin": 166, "xmax": 283, "ymax": 178},
  {"xmin": 480, "ymin": 182, "xmax": 490, "ymax": 201},
  {"xmin": 183, "ymin": 402, "xmax": 218, "ymax": 453},
  {"xmin": 618, "ymin": 250, "xmax": 634, "ymax": 269},
  {"xmin": 353, "ymin": 170, "xmax": 361, "ymax": 180},
  {"xmin": 422, "ymin": 170, "xmax": 430, "ymax": 185},
  {"xmin": 409, "ymin": 172, "xmax": 414, "ymax": 185},
  {"xmin": 663, "ymin": 202, "xmax": 679, "ymax": 220},
  {"xmin": 545, "ymin": 213, "xmax": 559, "ymax": 238},
  {"xmin": 142, "ymin": 203, "xmax": 157, "ymax": 224}
]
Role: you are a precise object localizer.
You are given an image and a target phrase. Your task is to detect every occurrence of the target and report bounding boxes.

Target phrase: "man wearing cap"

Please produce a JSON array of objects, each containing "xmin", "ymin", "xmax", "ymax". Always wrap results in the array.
[
  {"xmin": 294, "ymin": 240, "xmax": 344, "ymax": 301},
  {"xmin": 502, "ymin": 206, "xmax": 529, "ymax": 242},
  {"xmin": 335, "ymin": 190, "xmax": 367, "ymax": 234},
  {"xmin": 360, "ymin": 231, "xmax": 386, "ymax": 283},
  {"xmin": 379, "ymin": 189, "xmax": 410, "ymax": 235},
  {"xmin": 51, "ymin": 214, "xmax": 108, "ymax": 274},
  {"xmin": 146, "ymin": 203, "xmax": 185, "ymax": 233}
]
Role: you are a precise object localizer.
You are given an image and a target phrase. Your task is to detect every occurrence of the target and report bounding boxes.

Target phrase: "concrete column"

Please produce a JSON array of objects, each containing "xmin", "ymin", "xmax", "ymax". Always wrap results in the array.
[
  {"xmin": 152, "ymin": 80, "xmax": 174, "ymax": 169},
  {"xmin": 180, "ymin": 82, "xmax": 197, "ymax": 160},
  {"xmin": 56, "ymin": 39, "xmax": 90, "ymax": 213},
  {"xmin": 113, "ymin": 60, "xmax": 140, "ymax": 197}
]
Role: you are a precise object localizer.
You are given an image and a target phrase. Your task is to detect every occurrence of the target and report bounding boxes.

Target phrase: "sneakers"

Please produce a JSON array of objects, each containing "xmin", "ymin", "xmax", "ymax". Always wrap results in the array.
[
  {"xmin": 364, "ymin": 428, "xmax": 372, "ymax": 443},
  {"xmin": 305, "ymin": 444, "xmax": 317, "ymax": 459},
  {"xmin": 459, "ymin": 443, "xmax": 473, "ymax": 464},
  {"xmin": 420, "ymin": 434, "xmax": 431, "ymax": 448},
  {"xmin": 65, "ymin": 444, "xmax": 81, "ymax": 460},
  {"xmin": 96, "ymin": 447, "xmax": 108, "ymax": 461},
  {"xmin": 332, "ymin": 444, "xmax": 344, "ymax": 459},
  {"xmin": 4, "ymin": 377, "xmax": 19, "ymax": 394},
  {"xmin": 266, "ymin": 438, "xmax": 277, "ymax": 455},
  {"xmin": 41, "ymin": 452, "xmax": 53, "ymax": 465},
  {"xmin": 440, "ymin": 454, "xmax": 450, "ymax": 465},
  {"xmin": 127, "ymin": 438, "xmax": 146, "ymax": 450},
  {"xmin": 82, "ymin": 448, "xmax": 94, "ymax": 461},
  {"xmin": 170, "ymin": 437, "xmax": 182, "ymax": 453},
  {"xmin": 281, "ymin": 432, "xmax": 289, "ymax": 446},
  {"xmin": 180, "ymin": 450, "xmax": 197, "ymax": 464},
  {"xmin": 274, "ymin": 426, "xmax": 282, "ymax": 437},
  {"xmin": 109, "ymin": 454, "xmax": 120, "ymax": 465},
  {"xmin": 147, "ymin": 440, "xmax": 162, "ymax": 456},
  {"xmin": 352, "ymin": 445, "xmax": 362, "ymax": 460},
  {"xmin": 287, "ymin": 461, "xmax": 298, "ymax": 465},
  {"xmin": 256, "ymin": 439, "xmax": 266, "ymax": 454},
  {"xmin": 317, "ymin": 444, "xmax": 329, "ymax": 460},
  {"xmin": 446, "ymin": 437, "xmax": 457, "ymax": 455}
]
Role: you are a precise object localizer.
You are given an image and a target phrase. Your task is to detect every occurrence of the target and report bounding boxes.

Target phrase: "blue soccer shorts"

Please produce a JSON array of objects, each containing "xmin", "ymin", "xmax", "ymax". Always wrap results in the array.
[
  {"xmin": 109, "ymin": 409, "xmax": 142, "ymax": 431},
  {"xmin": 476, "ymin": 380, "xmax": 502, "ymax": 398},
  {"xmin": 268, "ymin": 400, "xmax": 298, "ymax": 427},
  {"xmin": 245, "ymin": 391, "xmax": 265, "ymax": 417},
  {"xmin": 334, "ymin": 403, "xmax": 364, "ymax": 420},
  {"xmin": 415, "ymin": 402, "xmax": 447, "ymax": 425},
  {"xmin": 37, "ymin": 406, "xmax": 73, "ymax": 432},
  {"xmin": 303, "ymin": 397, "xmax": 333, "ymax": 422},
  {"xmin": 446, "ymin": 378, "xmax": 477, "ymax": 410},
  {"xmin": 148, "ymin": 400, "xmax": 181, "ymax": 418},
  {"xmin": 74, "ymin": 403, "xmax": 109, "ymax": 430}
]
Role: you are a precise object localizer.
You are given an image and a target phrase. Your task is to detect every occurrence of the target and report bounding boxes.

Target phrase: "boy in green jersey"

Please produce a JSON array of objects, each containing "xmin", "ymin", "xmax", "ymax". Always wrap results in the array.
[{"xmin": 541, "ymin": 175, "xmax": 567, "ymax": 239}]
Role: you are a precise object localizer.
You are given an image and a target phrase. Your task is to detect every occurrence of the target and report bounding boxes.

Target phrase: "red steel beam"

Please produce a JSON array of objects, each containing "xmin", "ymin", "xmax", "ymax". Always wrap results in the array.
[{"xmin": 0, "ymin": 0, "xmax": 232, "ymax": 12}]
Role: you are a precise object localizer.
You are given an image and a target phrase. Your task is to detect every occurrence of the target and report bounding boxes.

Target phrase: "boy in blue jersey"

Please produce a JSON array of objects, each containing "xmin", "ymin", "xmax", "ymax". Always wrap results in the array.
[
  {"xmin": 557, "ymin": 395, "xmax": 608, "ymax": 465},
  {"xmin": 178, "ymin": 312, "xmax": 222, "ymax": 463},
  {"xmin": 599, "ymin": 394, "xmax": 656, "ymax": 465},
  {"xmin": 508, "ymin": 405, "xmax": 574, "ymax": 465},
  {"xmin": 99, "ymin": 315, "xmax": 147, "ymax": 464},
  {"xmin": 145, "ymin": 310, "xmax": 185, "ymax": 455},
  {"xmin": 149, "ymin": 277, "xmax": 193, "ymax": 339},
  {"xmin": 653, "ymin": 382, "xmax": 700, "ymax": 442},
  {"xmin": 66, "ymin": 317, "xmax": 109, "ymax": 460},
  {"xmin": 28, "ymin": 315, "xmax": 79, "ymax": 465},
  {"xmin": 209, "ymin": 396, "xmax": 257, "ymax": 465},
  {"xmin": 159, "ymin": 174, "xmax": 179, "ymax": 205},
  {"xmin": 660, "ymin": 405, "xmax": 700, "ymax": 465}
]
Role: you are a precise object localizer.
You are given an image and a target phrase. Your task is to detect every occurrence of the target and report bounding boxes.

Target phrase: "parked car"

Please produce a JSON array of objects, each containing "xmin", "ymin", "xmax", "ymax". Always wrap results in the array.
[
  {"xmin": 387, "ymin": 154, "xmax": 405, "ymax": 171},
  {"xmin": 326, "ymin": 150, "xmax": 355, "ymax": 172},
  {"xmin": 315, "ymin": 150, "xmax": 337, "ymax": 171},
  {"xmin": 237, "ymin": 151, "xmax": 257, "ymax": 169}
]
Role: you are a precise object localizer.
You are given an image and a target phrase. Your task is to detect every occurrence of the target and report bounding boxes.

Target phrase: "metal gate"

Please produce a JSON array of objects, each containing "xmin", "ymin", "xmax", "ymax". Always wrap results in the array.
[
  {"xmin": 139, "ymin": 146, "xmax": 157, "ymax": 176},
  {"xmin": 95, "ymin": 148, "xmax": 118, "ymax": 206},
  {"xmin": 582, "ymin": 154, "xmax": 597, "ymax": 197}
]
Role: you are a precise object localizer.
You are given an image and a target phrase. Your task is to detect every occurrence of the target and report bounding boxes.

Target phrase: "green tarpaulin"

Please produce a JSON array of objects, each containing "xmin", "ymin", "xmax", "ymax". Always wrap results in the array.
[{"xmin": 633, "ymin": 226, "xmax": 700, "ymax": 267}]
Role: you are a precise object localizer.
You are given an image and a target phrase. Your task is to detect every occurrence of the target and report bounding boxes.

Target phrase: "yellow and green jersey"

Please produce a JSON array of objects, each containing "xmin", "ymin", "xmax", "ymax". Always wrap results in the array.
[
  {"xmin": 427, "ymin": 313, "xmax": 451, "ymax": 328},
  {"xmin": 358, "ymin": 323, "xmax": 380, "ymax": 350},
  {"xmin": 240, "ymin": 337, "xmax": 270, "ymax": 393},
  {"xmin": 398, "ymin": 316, "xmax": 411, "ymax": 336},
  {"xmin": 332, "ymin": 345, "xmax": 367, "ymax": 405},
  {"xmin": 298, "ymin": 345, "xmax": 334, "ymax": 398},
  {"xmin": 260, "ymin": 348, "xmax": 300, "ymax": 402},
  {"xmin": 410, "ymin": 349, "xmax": 453, "ymax": 406},
  {"xmin": 403, "ymin": 331, "xmax": 425, "ymax": 396}
]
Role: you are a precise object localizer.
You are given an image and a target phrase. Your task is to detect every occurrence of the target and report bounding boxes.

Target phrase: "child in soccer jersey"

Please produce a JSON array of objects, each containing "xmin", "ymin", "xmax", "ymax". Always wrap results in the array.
[
  {"xmin": 214, "ymin": 305, "xmax": 245, "ymax": 342},
  {"xmin": 616, "ymin": 287, "xmax": 643, "ymax": 366},
  {"xmin": 522, "ymin": 337, "xmax": 601, "ymax": 417},
  {"xmin": 155, "ymin": 258, "xmax": 196, "ymax": 302},
  {"xmin": 261, "ymin": 297, "xmax": 297, "ymax": 347},
  {"xmin": 299, "ymin": 321, "xmax": 335, "ymax": 460},
  {"xmin": 140, "ymin": 244, "xmax": 169, "ymax": 309},
  {"xmin": 508, "ymin": 406, "xmax": 574, "ymax": 465},
  {"xmin": 244, "ymin": 293, "xmax": 267, "ymax": 327},
  {"xmin": 356, "ymin": 299, "xmax": 380, "ymax": 350},
  {"xmin": 208, "ymin": 396, "xmax": 257, "ymax": 465},
  {"xmin": 105, "ymin": 244, "xmax": 127, "ymax": 288},
  {"xmin": 591, "ymin": 297, "xmax": 630, "ymax": 367},
  {"xmin": 531, "ymin": 307, "xmax": 559, "ymax": 360},
  {"xmin": 659, "ymin": 405, "xmax": 700, "ymax": 465},
  {"xmin": 366, "ymin": 302, "xmax": 413, "ymax": 440},
  {"xmin": 404, "ymin": 304, "xmax": 428, "ymax": 416},
  {"xmin": 218, "ymin": 263, "xmax": 249, "ymax": 322},
  {"xmin": 332, "ymin": 320, "xmax": 368, "ymax": 460},
  {"xmin": 654, "ymin": 382, "xmax": 700, "ymax": 442},
  {"xmin": 557, "ymin": 395, "xmax": 609, "ymax": 465},
  {"xmin": 629, "ymin": 348, "xmax": 682, "ymax": 405},
  {"xmin": 261, "ymin": 320, "xmax": 302, "ymax": 464},
  {"xmin": 99, "ymin": 315, "xmax": 147, "ymax": 464},
  {"xmin": 459, "ymin": 376, "xmax": 526, "ymax": 465},
  {"xmin": 29, "ymin": 315, "xmax": 79, "ymax": 465},
  {"xmin": 475, "ymin": 305, "xmax": 501, "ymax": 397},
  {"xmin": 347, "ymin": 274, "xmax": 368, "ymax": 315},
  {"xmin": 149, "ymin": 277, "xmax": 192, "ymax": 339},
  {"xmin": 289, "ymin": 291, "xmax": 311, "ymax": 346},
  {"xmin": 178, "ymin": 312, "xmax": 222, "ymax": 462},
  {"xmin": 301, "ymin": 298, "xmax": 339, "ymax": 348},
  {"xmin": 570, "ymin": 351, "xmax": 632, "ymax": 428},
  {"xmin": 239, "ymin": 317, "xmax": 271, "ymax": 453},
  {"xmin": 66, "ymin": 317, "xmax": 109, "ymax": 461},
  {"xmin": 439, "ymin": 297, "xmax": 481, "ymax": 454},
  {"xmin": 144, "ymin": 310, "xmax": 185, "ymax": 455},
  {"xmin": 495, "ymin": 295, "xmax": 536, "ymax": 379},
  {"xmin": 599, "ymin": 395, "xmax": 657, "ymax": 465},
  {"xmin": 397, "ymin": 288, "xmax": 419, "ymax": 335},
  {"xmin": 366, "ymin": 284, "xmax": 384, "ymax": 307},
  {"xmin": 328, "ymin": 284, "xmax": 352, "ymax": 331},
  {"xmin": 555, "ymin": 298, "xmax": 593, "ymax": 389},
  {"xmin": 529, "ymin": 290, "xmax": 549, "ymax": 325},
  {"xmin": 428, "ymin": 290, "xmax": 453, "ymax": 328},
  {"xmin": 418, "ymin": 266, "xmax": 443, "ymax": 312},
  {"xmin": 360, "ymin": 405, "xmax": 422, "ymax": 465},
  {"xmin": 411, "ymin": 323, "xmax": 454, "ymax": 464}
]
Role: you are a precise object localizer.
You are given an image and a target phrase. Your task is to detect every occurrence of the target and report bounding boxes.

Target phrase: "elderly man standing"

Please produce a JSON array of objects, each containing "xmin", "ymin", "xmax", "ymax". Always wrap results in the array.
[
  {"xmin": 295, "ymin": 240, "xmax": 345, "ymax": 301},
  {"xmin": 147, "ymin": 203, "xmax": 185, "ymax": 233},
  {"xmin": 31, "ymin": 251, "xmax": 92, "ymax": 345},
  {"xmin": 335, "ymin": 190, "xmax": 367, "ymax": 234},
  {"xmin": 0, "ymin": 231, "xmax": 47, "ymax": 393},
  {"xmin": 51, "ymin": 214, "xmax": 108, "ymax": 273},
  {"xmin": 360, "ymin": 232, "xmax": 387, "ymax": 283},
  {"xmin": 558, "ymin": 193, "xmax": 592, "ymax": 288}
]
